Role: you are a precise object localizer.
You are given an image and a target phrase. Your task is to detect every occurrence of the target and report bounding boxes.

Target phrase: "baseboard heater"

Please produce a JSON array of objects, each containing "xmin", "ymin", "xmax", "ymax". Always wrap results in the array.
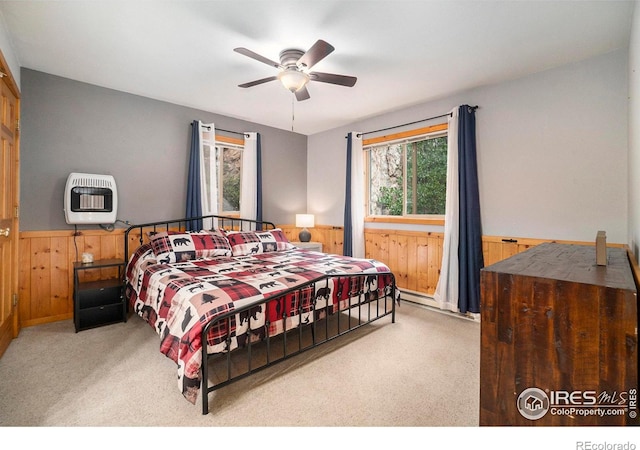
[
  {"xmin": 399, "ymin": 288, "xmax": 439, "ymax": 308},
  {"xmin": 400, "ymin": 288, "xmax": 480, "ymax": 322}
]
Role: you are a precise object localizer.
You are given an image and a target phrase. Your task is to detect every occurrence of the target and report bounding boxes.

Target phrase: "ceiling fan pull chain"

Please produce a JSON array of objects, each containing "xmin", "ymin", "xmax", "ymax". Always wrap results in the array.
[{"xmin": 291, "ymin": 94, "xmax": 295, "ymax": 132}]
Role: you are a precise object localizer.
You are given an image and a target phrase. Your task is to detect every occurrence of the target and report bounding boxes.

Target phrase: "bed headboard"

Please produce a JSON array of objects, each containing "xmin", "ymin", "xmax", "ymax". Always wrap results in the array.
[{"xmin": 123, "ymin": 214, "xmax": 276, "ymax": 261}]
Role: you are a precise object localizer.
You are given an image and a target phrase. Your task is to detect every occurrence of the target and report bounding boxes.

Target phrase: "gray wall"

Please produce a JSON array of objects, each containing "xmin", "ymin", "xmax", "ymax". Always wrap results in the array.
[
  {"xmin": 308, "ymin": 48, "xmax": 629, "ymax": 244},
  {"xmin": 20, "ymin": 69, "xmax": 307, "ymax": 230},
  {"xmin": 18, "ymin": 43, "xmax": 634, "ymax": 245}
]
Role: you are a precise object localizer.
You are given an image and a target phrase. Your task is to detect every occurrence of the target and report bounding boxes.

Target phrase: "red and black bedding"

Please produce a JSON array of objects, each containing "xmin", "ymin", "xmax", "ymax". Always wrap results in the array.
[{"xmin": 125, "ymin": 227, "xmax": 397, "ymax": 404}]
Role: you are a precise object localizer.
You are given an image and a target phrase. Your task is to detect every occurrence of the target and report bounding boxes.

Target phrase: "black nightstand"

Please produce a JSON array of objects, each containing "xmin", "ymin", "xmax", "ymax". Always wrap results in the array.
[{"xmin": 73, "ymin": 258, "xmax": 126, "ymax": 332}]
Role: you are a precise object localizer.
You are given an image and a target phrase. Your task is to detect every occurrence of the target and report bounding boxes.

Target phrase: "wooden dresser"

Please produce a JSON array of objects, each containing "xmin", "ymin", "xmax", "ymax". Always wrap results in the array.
[{"xmin": 480, "ymin": 243, "xmax": 638, "ymax": 426}]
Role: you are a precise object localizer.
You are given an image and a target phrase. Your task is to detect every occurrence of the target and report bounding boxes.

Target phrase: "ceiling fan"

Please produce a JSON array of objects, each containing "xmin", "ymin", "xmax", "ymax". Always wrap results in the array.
[{"xmin": 234, "ymin": 39, "xmax": 357, "ymax": 101}]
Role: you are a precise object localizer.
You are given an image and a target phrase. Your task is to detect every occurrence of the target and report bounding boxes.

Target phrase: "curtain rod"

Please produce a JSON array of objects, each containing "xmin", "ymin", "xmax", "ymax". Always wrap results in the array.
[
  {"xmin": 347, "ymin": 105, "xmax": 478, "ymax": 139},
  {"xmin": 191, "ymin": 122, "xmax": 249, "ymax": 138}
]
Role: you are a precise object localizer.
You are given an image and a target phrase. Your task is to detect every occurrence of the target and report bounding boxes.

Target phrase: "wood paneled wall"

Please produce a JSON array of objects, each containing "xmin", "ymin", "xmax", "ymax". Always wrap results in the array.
[
  {"xmin": 18, "ymin": 229, "xmax": 126, "ymax": 326},
  {"xmin": 280, "ymin": 225, "xmax": 345, "ymax": 256},
  {"xmin": 18, "ymin": 225, "xmax": 619, "ymax": 328}
]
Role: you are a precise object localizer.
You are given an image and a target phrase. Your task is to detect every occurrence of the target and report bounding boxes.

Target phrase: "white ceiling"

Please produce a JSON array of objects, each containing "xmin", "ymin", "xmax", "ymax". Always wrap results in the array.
[{"xmin": 0, "ymin": 0, "xmax": 634, "ymax": 135}]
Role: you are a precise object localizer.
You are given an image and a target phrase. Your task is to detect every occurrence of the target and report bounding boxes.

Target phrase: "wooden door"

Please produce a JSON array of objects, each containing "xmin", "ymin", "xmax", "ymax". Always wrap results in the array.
[{"xmin": 0, "ymin": 60, "xmax": 20, "ymax": 359}]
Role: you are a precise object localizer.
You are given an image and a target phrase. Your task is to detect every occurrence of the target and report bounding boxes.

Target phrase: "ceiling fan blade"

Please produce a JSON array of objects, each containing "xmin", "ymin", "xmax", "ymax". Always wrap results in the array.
[
  {"xmin": 234, "ymin": 47, "xmax": 282, "ymax": 69},
  {"xmin": 297, "ymin": 39, "xmax": 334, "ymax": 70},
  {"xmin": 309, "ymin": 71, "xmax": 357, "ymax": 87},
  {"xmin": 238, "ymin": 76, "xmax": 278, "ymax": 88},
  {"xmin": 295, "ymin": 85, "xmax": 311, "ymax": 101}
]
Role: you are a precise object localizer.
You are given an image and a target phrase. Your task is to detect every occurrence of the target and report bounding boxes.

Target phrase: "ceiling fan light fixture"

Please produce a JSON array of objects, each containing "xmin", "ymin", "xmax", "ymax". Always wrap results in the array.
[
  {"xmin": 235, "ymin": 40, "xmax": 356, "ymax": 101},
  {"xmin": 278, "ymin": 69, "xmax": 309, "ymax": 92}
]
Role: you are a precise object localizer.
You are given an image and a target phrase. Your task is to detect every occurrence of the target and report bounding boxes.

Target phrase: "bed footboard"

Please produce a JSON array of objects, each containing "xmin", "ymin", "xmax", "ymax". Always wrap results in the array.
[{"xmin": 200, "ymin": 272, "xmax": 397, "ymax": 415}]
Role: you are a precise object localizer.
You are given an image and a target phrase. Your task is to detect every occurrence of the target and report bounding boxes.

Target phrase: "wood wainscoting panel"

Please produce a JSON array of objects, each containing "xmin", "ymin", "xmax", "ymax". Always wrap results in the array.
[
  {"xmin": 17, "ymin": 225, "xmax": 617, "ymax": 328},
  {"xmin": 283, "ymin": 225, "xmax": 445, "ymax": 295},
  {"xmin": 18, "ymin": 229, "xmax": 125, "ymax": 327},
  {"xmin": 482, "ymin": 236, "xmax": 539, "ymax": 267},
  {"xmin": 481, "ymin": 235, "xmax": 628, "ymax": 267},
  {"xmin": 280, "ymin": 224, "xmax": 344, "ymax": 256},
  {"xmin": 364, "ymin": 229, "xmax": 444, "ymax": 295}
]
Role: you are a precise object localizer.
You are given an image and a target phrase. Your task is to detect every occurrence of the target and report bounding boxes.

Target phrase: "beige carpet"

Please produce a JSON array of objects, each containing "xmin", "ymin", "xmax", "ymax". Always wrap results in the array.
[{"xmin": 0, "ymin": 301, "xmax": 480, "ymax": 427}]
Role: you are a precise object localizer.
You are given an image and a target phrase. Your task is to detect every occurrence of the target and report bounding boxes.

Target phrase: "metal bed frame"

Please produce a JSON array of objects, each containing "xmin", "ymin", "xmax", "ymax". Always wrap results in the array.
[{"xmin": 124, "ymin": 214, "xmax": 397, "ymax": 415}]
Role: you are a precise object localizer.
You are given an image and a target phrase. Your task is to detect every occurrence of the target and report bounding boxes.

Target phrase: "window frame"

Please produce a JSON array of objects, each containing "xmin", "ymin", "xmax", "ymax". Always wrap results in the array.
[{"xmin": 363, "ymin": 123, "xmax": 448, "ymax": 225}]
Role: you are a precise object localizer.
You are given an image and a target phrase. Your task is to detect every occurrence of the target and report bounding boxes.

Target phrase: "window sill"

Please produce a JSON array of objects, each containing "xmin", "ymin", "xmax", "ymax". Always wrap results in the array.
[{"xmin": 365, "ymin": 216, "xmax": 445, "ymax": 226}]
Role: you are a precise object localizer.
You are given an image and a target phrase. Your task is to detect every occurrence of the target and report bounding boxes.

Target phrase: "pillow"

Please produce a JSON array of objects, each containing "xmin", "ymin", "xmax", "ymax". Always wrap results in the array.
[
  {"xmin": 126, "ymin": 243, "xmax": 157, "ymax": 277},
  {"xmin": 149, "ymin": 231, "xmax": 232, "ymax": 263},
  {"xmin": 225, "ymin": 228, "xmax": 294, "ymax": 256}
]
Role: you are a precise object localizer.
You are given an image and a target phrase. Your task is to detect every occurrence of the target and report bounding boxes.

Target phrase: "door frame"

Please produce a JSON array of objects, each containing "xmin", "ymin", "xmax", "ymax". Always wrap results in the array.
[{"xmin": 0, "ymin": 47, "xmax": 20, "ymax": 359}]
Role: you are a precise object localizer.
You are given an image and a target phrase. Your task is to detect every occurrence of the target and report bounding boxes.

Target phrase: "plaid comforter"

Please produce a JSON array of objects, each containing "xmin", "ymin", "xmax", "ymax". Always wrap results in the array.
[{"xmin": 125, "ymin": 244, "xmax": 395, "ymax": 404}]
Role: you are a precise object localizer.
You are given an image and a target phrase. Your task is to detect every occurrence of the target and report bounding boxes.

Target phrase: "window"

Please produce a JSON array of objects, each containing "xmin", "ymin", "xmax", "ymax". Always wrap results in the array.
[
  {"xmin": 201, "ymin": 138, "xmax": 243, "ymax": 214},
  {"xmin": 218, "ymin": 145, "xmax": 242, "ymax": 213},
  {"xmin": 365, "ymin": 130, "xmax": 447, "ymax": 217}
]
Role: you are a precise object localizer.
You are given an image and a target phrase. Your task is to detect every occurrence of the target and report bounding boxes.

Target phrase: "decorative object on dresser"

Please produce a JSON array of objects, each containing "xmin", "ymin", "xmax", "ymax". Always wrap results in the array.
[
  {"xmin": 596, "ymin": 230, "xmax": 607, "ymax": 266},
  {"xmin": 73, "ymin": 258, "xmax": 126, "ymax": 332},
  {"xmin": 295, "ymin": 213, "xmax": 314, "ymax": 242},
  {"xmin": 123, "ymin": 214, "xmax": 398, "ymax": 414},
  {"xmin": 480, "ymin": 243, "xmax": 638, "ymax": 426}
]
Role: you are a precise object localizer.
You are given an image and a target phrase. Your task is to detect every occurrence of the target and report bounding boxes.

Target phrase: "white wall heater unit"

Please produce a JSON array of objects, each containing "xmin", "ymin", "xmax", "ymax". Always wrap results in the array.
[{"xmin": 64, "ymin": 173, "xmax": 118, "ymax": 225}]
